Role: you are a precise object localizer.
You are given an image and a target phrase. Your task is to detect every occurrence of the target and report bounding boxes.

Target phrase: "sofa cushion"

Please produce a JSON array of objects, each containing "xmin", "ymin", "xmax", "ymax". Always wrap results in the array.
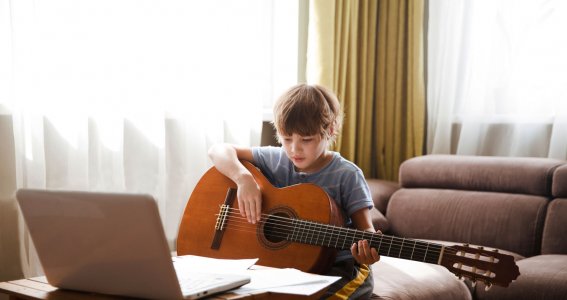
[
  {"xmin": 399, "ymin": 155, "xmax": 564, "ymax": 196},
  {"xmin": 387, "ymin": 189, "xmax": 547, "ymax": 257},
  {"xmin": 552, "ymin": 164, "xmax": 567, "ymax": 197},
  {"xmin": 541, "ymin": 198, "xmax": 567, "ymax": 254},
  {"xmin": 475, "ymin": 255, "xmax": 567, "ymax": 300},
  {"xmin": 371, "ymin": 256, "xmax": 472, "ymax": 300}
]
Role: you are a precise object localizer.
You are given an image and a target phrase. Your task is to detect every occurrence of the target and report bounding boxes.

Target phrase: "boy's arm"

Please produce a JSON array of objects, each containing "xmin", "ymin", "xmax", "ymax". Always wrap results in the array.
[
  {"xmin": 208, "ymin": 143, "xmax": 262, "ymax": 224},
  {"xmin": 350, "ymin": 208, "xmax": 381, "ymax": 265}
]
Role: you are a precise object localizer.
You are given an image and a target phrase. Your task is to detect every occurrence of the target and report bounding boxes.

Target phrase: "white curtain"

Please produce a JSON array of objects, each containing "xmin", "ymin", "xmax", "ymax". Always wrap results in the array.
[
  {"xmin": 0, "ymin": 0, "xmax": 298, "ymax": 280},
  {"xmin": 427, "ymin": 0, "xmax": 567, "ymax": 158}
]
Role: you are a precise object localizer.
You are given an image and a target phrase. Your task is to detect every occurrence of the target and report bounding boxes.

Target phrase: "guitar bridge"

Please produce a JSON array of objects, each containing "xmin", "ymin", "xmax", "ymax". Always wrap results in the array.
[
  {"xmin": 210, "ymin": 188, "xmax": 237, "ymax": 250},
  {"xmin": 215, "ymin": 204, "xmax": 230, "ymax": 230}
]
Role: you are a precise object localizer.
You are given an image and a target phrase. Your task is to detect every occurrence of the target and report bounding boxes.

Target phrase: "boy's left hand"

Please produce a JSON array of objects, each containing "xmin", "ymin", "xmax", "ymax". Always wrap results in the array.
[{"xmin": 351, "ymin": 239, "xmax": 380, "ymax": 265}]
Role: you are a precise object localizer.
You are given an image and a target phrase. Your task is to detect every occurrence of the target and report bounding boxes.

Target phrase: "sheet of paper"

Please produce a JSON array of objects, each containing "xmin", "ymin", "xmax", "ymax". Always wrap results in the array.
[
  {"xmin": 172, "ymin": 255, "xmax": 258, "ymax": 275},
  {"xmin": 172, "ymin": 255, "xmax": 340, "ymax": 296},
  {"xmin": 267, "ymin": 280, "xmax": 339, "ymax": 296},
  {"xmin": 232, "ymin": 267, "xmax": 341, "ymax": 296}
]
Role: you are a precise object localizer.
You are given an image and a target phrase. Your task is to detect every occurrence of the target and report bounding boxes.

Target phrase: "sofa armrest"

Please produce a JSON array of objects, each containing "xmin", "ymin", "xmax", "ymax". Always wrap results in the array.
[
  {"xmin": 366, "ymin": 178, "xmax": 400, "ymax": 214},
  {"xmin": 366, "ymin": 179, "xmax": 399, "ymax": 233},
  {"xmin": 370, "ymin": 207, "xmax": 390, "ymax": 232}
]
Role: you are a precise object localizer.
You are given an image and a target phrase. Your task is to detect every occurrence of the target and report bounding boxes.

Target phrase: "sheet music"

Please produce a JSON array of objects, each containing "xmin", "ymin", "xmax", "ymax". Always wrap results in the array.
[
  {"xmin": 172, "ymin": 255, "xmax": 340, "ymax": 296},
  {"xmin": 233, "ymin": 266, "xmax": 341, "ymax": 296}
]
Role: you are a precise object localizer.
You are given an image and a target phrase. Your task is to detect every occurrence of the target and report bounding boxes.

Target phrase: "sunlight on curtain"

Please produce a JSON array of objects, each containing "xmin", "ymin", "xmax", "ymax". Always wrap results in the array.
[
  {"xmin": 0, "ymin": 0, "xmax": 298, "ymax": 279},
  {"xmin": 427, "ymin": 0, "xmax": 567, "ymax": 158}
]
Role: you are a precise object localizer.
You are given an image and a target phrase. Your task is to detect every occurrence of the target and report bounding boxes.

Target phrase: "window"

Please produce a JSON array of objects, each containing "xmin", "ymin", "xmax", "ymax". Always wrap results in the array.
[{"xmin": 427, "ymin": 0, "xmax": 567, "ymax": 158}]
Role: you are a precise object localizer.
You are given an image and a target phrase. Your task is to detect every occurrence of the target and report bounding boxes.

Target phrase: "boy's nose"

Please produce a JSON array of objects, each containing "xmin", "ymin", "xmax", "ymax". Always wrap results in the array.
[{"xmin": 290, "ymin": 142, "xmax": 300, "ymax": 153}]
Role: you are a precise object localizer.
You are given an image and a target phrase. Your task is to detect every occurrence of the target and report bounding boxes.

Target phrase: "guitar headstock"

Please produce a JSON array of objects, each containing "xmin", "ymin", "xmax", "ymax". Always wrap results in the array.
[{"xmin": 439, "ymin": 244, "xmax": 520, "ymax": 289}]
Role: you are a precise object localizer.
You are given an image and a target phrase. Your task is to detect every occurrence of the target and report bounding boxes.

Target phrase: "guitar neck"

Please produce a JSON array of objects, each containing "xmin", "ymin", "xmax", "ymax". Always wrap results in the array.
[{"xmin": 287, "ymin": 219, "xmax": 443, "ymax": 265}]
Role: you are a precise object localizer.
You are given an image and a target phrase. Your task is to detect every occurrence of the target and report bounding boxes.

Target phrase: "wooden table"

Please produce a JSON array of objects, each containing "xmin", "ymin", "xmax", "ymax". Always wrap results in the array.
[{"xmin": 0, "ymin": 277, "xmax": 324, "ymax": 300}]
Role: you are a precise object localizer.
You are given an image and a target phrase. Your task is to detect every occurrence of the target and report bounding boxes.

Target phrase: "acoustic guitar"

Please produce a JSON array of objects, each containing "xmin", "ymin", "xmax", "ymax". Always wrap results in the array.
[{"xmin": 177, "ymin": 161, "xmax": 520, "ymax": 289}]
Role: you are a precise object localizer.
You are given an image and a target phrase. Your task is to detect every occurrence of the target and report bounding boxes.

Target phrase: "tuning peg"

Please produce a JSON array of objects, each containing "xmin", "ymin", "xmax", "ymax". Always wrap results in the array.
[
  {"xmin": 478, "ymin": 246, "xmax": 484, "ymax": 250},
  {"xmin": 485, "ymin": 283, "xmax": 493, "ymax": 291},
  {"xmin": 492, "ymin": 249, "xmax": 499, "ymax": 253},
  {"xmin": 463, "ymin": 243, "xmax": 469, "ymax": 247}
]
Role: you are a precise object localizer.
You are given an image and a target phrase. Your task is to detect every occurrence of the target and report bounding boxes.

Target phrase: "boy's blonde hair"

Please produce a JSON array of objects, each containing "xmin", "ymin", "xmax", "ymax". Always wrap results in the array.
[{"xmin": 272, "ymin": 84, "xmax": 343, "ymax": 142}]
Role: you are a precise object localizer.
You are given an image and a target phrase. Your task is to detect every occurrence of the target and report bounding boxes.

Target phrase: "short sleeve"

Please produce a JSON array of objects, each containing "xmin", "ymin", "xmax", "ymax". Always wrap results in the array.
[
  {"xmin": 342, "ymin": 169, "xmax": 374, "ymax": 217},
  {"xmin": 251, "ymin": 146, "xmax": 288, "ymax": 186}
]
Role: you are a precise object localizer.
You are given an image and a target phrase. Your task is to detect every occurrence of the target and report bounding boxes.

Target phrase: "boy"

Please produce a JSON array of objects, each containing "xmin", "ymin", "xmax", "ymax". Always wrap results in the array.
[{"xmin": 208, "ymin": 84, "xmax": 380, "ymax": 299}]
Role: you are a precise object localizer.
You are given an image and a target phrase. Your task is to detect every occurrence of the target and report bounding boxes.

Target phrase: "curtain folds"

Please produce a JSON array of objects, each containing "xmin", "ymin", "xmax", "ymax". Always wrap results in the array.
[
  {"xmin": 375, "ymin": 0, "xmax": 425, "ymax": 180},
  {"xmin": 0, "ymin": 0, "xmax": 294, "ymax": 281},
  {"xmin": 307, "ymin": 0, "xmax": 425, "ymax": 180}
]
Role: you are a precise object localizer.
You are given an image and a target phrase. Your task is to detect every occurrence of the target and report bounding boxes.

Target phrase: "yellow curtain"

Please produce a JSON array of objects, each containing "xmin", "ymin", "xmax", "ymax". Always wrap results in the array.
[{"xmin": 308, "ymin": 0, "xmax": 425, "ymax": 180}]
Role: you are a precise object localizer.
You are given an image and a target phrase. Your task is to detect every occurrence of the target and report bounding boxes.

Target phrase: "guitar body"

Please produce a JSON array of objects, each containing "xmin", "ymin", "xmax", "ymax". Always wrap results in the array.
[{"xmin": 177, "ymin": 161, "xmax": 345, "ymax": 274}]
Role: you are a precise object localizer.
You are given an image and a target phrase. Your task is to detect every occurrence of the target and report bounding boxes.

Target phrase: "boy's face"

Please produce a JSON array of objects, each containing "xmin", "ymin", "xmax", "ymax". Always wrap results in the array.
[{"xmin": 279, "ymin": 133, "xmax": 330, "ymax": 173}]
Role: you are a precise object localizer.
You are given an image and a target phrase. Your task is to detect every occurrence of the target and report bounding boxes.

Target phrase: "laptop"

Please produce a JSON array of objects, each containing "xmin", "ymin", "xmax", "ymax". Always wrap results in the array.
[{"xmin": 16, "ymin": 189, "xmax": 251, "ymax": 299}]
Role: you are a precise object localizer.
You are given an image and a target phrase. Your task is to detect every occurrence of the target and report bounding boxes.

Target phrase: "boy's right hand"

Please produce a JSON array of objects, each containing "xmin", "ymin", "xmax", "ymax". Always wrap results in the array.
[{"xmin": 235, "ymin": 174, "xmax": 262, "ymax": 224}]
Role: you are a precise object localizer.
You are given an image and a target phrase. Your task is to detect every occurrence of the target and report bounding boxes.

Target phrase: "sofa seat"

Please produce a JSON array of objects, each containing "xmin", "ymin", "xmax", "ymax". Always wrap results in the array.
[
  {"xmin": 475, "ymin": 255, "xmax": 567, "ymax": 300},
  {"xmin": 371, "ymin": 256, "xmax": 472, "ymax": 300}
]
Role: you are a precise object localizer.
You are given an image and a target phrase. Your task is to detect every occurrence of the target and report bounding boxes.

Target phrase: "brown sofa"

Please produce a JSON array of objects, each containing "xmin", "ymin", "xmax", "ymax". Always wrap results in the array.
[{"xmin": 366, "ymin": 155, "xmax": 567, "ymax": 300}]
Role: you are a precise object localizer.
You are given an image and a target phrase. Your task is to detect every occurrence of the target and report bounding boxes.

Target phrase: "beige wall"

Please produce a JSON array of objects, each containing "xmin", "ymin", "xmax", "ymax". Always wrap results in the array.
[{"xmin": 0, "ymin": 115, "xmax": 23, "ymax": 281}]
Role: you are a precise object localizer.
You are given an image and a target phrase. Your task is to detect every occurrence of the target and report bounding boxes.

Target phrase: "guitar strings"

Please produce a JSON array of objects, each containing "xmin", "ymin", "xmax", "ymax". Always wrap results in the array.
[
  {"xmin": 218, "ymin": 208, "xmax": 447, "ymax": 255},
  {"xmin": 216, "ymin": 209, "xmax": 501, "ymax": 273},
  {"xmin": 214, "ymin": 211, "xmax": 502, "ymax": 275},
  {"xmin": 217, "ymin": 206, "xmax": 497, "ymax": 261},
  {"xmin": 215, "ymin": 207, "xmax": 468, "ymax": 259},
  {"xmin": 213, "ymin": 217, "xmax": 492, "ymax": 274},
  {"xmin": 213, "ymin": 213, "xmax": 491, "ymax": 280},
  {"xmin": 217, "ymin": 207, "xmax": 438, "ymax": 251},
  {"xmin": 221, "ymin": 214, "xmax": 467, "ymax": 264},
  {"xmin": 225, "ymin": 207, "xmax": 503, "ymax": 265},
  {"xmin": 211, "ymin": 207, "xmax": 501, "ymax": 281}
]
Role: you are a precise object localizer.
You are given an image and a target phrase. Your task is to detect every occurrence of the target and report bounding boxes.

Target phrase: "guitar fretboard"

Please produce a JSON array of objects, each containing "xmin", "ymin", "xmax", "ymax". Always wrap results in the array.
[{"xmin": 287, "ymin": 218, "xmax": 443, "ymax": 264}]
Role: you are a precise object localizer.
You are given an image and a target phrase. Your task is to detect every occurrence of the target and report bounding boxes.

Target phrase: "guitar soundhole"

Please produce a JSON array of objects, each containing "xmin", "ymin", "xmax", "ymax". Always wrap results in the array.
[{"xmin": 258, "ymin": 206, "xmax": 297, "ymax": 250}]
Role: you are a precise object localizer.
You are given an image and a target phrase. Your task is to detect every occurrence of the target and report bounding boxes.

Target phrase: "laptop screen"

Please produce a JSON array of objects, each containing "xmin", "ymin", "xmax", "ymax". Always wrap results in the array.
[{"xmin": 16, "ymin": 189, "xmax": 186, "ymax": 299}]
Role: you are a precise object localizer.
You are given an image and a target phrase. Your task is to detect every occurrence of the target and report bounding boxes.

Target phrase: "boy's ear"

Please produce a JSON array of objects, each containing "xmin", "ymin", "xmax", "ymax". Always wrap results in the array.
[{"xmin": 328, "ymin": 125, "xmax": 335, "ymax": 136}]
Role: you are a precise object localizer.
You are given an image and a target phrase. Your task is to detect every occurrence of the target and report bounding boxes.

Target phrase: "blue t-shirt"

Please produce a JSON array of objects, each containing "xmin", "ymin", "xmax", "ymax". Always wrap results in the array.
[{"xmin": 251, "ymin": 146, "xmax": 373, "ymax": 261}]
